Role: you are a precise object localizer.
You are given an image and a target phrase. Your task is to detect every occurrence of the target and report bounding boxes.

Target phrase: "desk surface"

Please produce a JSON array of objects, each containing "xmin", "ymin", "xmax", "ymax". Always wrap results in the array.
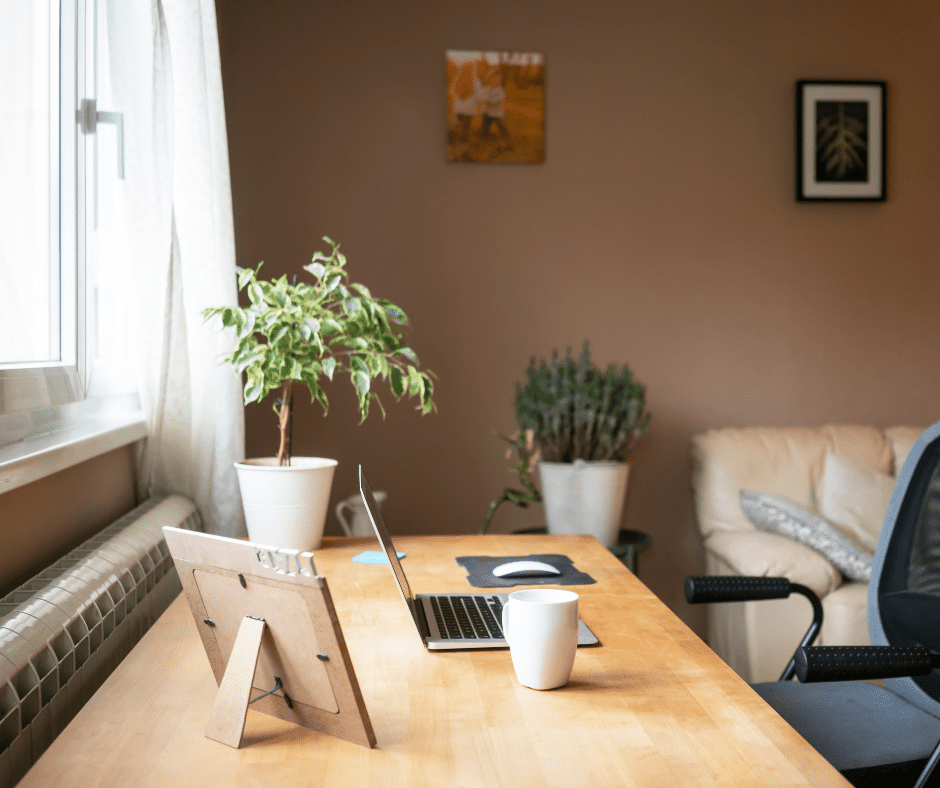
[{"xmin": 21, "ymin": 535, "xmax": 849, "ymax": 787}]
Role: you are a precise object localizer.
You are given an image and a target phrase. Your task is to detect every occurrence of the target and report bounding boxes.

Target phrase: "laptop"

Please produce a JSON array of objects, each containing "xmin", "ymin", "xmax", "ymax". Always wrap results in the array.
[{"xmin": 359, "ymin": 466, "xmax": 599, "ymax": 650}]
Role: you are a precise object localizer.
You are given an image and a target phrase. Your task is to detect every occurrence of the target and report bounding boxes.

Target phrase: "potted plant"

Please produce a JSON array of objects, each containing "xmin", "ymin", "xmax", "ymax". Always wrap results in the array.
[
  {"xmin": 205, "ymin": 237, "xmax": 436, "ymax": 549},
  {"xmin": 486, "ymin": 342, "xmax": 649, "ymax": 546}
]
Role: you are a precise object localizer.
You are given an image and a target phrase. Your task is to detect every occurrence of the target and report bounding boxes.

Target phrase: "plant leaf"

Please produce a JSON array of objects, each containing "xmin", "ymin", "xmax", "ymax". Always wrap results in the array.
[
  {"xmin": 321, "ymin": 318, "xmax": 343, "ymax": 335},
  {"xmin": 390, "ymin": 366, "xmax": 405, "ymax": 398},
  {"xmin": 383, "ymin": 304, "xmax": 408, "ymax": 325},
  {"xmin": 244, "ymin": 378, "xmax": 264, "ymax": 404},
  {"xmin": 322, "ymin": 357, "xmax": 337, "ymax": 381},
  {"xmin": 235, "ymin": 309, "xmax": 256, "ymax": 339},
  {"xmin": 235, "ymin": 349, "xmax": 264, "ymax": 374},
  {"xmin": 353, "ymin": 370, "xmax": 370, "ymax": 396},
  {"xmin": 399, "ymin": 347, "xmax": 419, "ymax": 364},
  {"xmin": 407, "ymin": 366, "xmax": 423, "ymax": 397},
  {"xmin": 350, "ymin": 355, "xmax": 370, "ymax": 376}
]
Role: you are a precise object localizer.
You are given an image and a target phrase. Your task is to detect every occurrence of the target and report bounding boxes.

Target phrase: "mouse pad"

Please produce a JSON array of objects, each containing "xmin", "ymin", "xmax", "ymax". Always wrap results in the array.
[{"xmin": 455, "ymin": 554, "xmax": 596, "ymax": 588}]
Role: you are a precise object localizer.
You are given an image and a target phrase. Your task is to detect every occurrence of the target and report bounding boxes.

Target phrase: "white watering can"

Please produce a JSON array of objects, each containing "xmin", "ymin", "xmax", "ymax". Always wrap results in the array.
[{"xmin": 335, "ymin": 490, "xmax": 387, "ymax": 537}]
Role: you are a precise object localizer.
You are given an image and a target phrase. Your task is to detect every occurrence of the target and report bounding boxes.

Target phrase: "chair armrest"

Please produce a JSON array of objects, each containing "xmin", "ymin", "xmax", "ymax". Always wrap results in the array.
[
  {"xmin": 685, "ymin": 575, "xmax": 791, "ymax": 604},
  {"xmin": 795, "ymin": 645, "xmax": 940, "ymax": 683},
  {"xmin": 686, "ymin": 575, "xmax": 824, "ymax": 681},
  {"xmin": 705, "ymin": 530, "xmax": 842, "ymax": 598}
]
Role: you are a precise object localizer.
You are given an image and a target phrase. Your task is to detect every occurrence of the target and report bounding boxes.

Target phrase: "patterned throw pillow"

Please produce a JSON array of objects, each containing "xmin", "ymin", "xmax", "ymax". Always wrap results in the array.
[{"xmin": 739, "ymin": 491, "xmax": 874, "ymax": 582}]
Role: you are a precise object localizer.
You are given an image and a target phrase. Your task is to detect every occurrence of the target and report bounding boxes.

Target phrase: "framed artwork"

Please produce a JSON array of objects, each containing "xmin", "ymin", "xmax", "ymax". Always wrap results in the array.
[
  {"xmin": 796, "ymin": 80, "xmax": 886, "ymax": 202},
  {"xmin": 446, "ymin": 50, "xmax": 545, "ymax": 164}
]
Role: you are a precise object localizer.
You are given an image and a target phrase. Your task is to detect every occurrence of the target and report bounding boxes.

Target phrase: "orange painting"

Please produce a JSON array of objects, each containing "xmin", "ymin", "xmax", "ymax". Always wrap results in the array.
[{"xmin": 446, "ymin": 50, "xmax": 545, "ymax": 164}]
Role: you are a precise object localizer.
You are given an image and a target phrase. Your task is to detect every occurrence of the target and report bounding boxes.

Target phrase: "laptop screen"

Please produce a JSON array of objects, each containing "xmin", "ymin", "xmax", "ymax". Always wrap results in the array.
[{"xmin": 359, "ymin": 466, "xmax": 416, "ymax": 613}]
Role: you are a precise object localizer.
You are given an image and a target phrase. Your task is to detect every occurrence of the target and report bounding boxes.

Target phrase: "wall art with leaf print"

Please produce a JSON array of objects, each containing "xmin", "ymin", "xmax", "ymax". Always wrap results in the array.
[{"xmin": 796, "ymin": 80, "xmax": 886, "ymax": 202}]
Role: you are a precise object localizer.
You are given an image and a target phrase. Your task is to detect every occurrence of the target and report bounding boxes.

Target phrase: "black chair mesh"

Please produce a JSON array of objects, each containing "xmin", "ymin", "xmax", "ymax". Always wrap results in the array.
[{"xmin": 879, "ymin": 436, "xmax": 940, "ymax": 703}]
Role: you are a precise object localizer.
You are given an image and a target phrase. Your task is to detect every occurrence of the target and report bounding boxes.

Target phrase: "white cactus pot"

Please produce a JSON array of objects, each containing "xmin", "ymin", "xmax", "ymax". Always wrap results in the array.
[
  {"xmin": 234, "ymin": 457, "xmax": 338, "ymax": 550},
  {"xmin": 538, "ymin": 460, "xmax": 630, "ymax": 548}
]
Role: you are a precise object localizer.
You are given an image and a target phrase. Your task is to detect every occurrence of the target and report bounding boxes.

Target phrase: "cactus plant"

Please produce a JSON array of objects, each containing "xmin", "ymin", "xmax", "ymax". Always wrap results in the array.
[
  {"xmin": 516, "ymin": 341, "xmax": 649, "ymax": 462},
  {"xmin": 481, "ymin": 342, "xmax": 649, "ymax": 533}
]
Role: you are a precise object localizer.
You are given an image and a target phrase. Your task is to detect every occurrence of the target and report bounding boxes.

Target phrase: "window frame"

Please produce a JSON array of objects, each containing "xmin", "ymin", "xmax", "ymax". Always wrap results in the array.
[
  {"xmin": 0, "ymin": 0, "xmax": 79, "ymax": 410},
  {"xmin": 0, "ymin": 0, "xmax": 145, "ymax": 494}
]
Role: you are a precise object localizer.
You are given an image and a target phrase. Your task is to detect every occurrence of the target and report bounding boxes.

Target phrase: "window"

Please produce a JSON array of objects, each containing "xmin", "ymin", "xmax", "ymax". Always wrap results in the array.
[
  {"xmin": 0, "ymin": 0, "xmax": 143, "ymax": 492},
  {"xmin": 0, "ymin": 2, "xmax": 63, "ymax": 367}
]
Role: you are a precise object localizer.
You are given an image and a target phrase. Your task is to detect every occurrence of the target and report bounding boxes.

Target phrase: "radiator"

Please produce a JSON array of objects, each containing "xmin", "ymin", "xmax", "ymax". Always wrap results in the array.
[{"xmin": 0, "ymin": 494, "xmax": 201, "ymax": 787}]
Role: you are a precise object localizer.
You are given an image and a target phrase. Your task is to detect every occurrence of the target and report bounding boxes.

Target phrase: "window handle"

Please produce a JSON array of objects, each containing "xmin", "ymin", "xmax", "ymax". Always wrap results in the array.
[{"xmin": 77, "ymin": 98, "xmax": 124, "ymax": 179}]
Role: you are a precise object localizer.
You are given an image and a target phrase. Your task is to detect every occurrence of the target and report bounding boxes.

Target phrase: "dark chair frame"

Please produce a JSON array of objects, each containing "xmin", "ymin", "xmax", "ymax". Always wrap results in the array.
[{"xmin": 686, "ymin": 420, "xmax": 940, "ymax": 788}]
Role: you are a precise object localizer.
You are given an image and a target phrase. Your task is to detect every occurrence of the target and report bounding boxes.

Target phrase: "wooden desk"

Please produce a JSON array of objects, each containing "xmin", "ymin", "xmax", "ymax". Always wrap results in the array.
[{"xmin": 20, "ymin": 535, "xmax": 849, "ymax": 787}]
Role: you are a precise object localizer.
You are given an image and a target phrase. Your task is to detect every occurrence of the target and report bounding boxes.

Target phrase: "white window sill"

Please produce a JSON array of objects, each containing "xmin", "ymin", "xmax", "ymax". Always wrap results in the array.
[{"xmin": 0, "ymin": 394, "xmax": 147, "ymax": 494}]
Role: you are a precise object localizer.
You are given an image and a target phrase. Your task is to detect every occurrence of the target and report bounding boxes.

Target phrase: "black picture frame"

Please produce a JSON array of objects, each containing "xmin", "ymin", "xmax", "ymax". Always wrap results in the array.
[{"xmin": 796, "ymin": 80, "xmax": 886, "ymax": 202}]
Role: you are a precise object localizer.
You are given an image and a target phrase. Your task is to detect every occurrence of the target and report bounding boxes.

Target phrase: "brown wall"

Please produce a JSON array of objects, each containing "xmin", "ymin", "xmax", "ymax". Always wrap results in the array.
[
  {"xmin": 217, "ymin": 0, "xmax": 940, "ymax": 637},
  {"xmin": 0, "ymin": 447, "xmax": 138, "ymax": 595}
]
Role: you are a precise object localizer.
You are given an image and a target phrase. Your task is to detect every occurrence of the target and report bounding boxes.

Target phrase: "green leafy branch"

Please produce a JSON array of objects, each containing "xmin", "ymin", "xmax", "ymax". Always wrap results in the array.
[
  {"xmin": 480, "ymin": 430, "xmax": 542, "ymax": 535},
  {"xmin": 204, "ymin": 237, "xmax": 436, "ymax": 464}
]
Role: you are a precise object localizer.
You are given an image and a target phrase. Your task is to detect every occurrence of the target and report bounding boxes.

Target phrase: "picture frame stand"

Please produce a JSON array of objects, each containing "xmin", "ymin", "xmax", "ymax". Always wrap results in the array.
[
  {"xmin": 204, "ymin": 614, "xmax": 267, "ymax": 748},
  {"xmin": 163, "ymin": 526, "xmax": 377, "ymax": 750}
]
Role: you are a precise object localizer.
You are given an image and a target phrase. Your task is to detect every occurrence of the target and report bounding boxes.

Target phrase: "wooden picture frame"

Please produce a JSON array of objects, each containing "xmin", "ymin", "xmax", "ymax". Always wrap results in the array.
[
  {"xmin": 163, "ymin": 527, "xmax": 376, "ymax": 749},
  {"xmin": 796, "ymin": 80, "xmax": 886, "ymax": 202}
]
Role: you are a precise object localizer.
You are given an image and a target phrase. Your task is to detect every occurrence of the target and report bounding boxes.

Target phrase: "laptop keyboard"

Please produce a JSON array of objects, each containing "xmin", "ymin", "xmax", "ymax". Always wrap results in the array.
[{"xmin": 429, "ymin": 596, "xmax": 504, "ymax": 640}]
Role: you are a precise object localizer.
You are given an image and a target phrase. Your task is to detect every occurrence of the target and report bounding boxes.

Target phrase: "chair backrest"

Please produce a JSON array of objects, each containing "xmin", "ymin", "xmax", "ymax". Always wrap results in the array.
[{"xmin": 870, "ymin": 419, "xmax": 940, "ymax": 714}]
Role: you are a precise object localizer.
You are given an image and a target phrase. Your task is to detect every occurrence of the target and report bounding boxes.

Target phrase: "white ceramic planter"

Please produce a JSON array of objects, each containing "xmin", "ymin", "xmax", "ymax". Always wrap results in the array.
[
  {"xmin": 538, "ymin": 460, "xmax": 630, "ymax": 548},
  {"xmin": 335, "ymin": 490, "xmax": 387, "ymax": 537},
  {"xmin": 234, "ymin": 457, "xmax": 338, "ymax": 550}
]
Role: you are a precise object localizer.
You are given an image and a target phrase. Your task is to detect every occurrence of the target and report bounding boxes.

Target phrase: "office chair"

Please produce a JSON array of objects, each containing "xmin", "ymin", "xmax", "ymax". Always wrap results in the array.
[{"xmin": 686, "ymin": 420, "xmax": 940, "ymax": 788}]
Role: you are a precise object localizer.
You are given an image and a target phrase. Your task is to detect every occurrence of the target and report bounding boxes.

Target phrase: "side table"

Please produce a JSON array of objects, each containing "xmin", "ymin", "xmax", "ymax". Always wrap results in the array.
[{"xmin": 513, "ymin": 527, "xmax": 652, "ymax": 575}]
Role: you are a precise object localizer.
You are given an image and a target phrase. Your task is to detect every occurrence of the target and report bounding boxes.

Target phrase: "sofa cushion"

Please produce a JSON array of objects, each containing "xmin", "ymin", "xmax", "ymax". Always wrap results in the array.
[
  {"xmin": 691, "ymin": 425, "xmax": 892, "ymax": 540},
  {"xmin": 818, "ymin": 453, "xmax": 895, "ymax": 553},
  {"xmin": 820, "ymin": 581, "xmax": 870, "ymax": 647},
  {"xmin": 706, "ymin": 529, "xmax": 841, "ymax": 598},
  {"xmin": 740, "ymin": 491, "xmax": 873, "ymax": 582},
  {"xmin": 885, "ymin": 427, "xmax": 926, "ymax": 474}
]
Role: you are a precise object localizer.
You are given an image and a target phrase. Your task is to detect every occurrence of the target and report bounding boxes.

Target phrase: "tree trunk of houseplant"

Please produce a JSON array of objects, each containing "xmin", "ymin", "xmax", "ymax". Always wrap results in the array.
[
  {"xmin": 234, "ymin": 379, "xmax": 337, "ymax": 550},
  {"xmin": 277, "ymin": 380, "xmax": 293, "ymax": 466},
  {"xmin": 538, "ymin": 460, "xmax": 629, "ymax": 548}
]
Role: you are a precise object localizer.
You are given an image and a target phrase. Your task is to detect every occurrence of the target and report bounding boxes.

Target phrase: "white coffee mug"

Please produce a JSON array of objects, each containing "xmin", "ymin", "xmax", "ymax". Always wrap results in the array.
[{"xmin": 501, "ymin": 588, "xmax": 579, "ymax": 690}]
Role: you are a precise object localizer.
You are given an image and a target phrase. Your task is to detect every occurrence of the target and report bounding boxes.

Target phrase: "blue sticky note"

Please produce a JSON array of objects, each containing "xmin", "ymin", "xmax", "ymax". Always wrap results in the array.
[{"xmin": 352, "ymin": 550, "xmax": 405, "ymax": 564}]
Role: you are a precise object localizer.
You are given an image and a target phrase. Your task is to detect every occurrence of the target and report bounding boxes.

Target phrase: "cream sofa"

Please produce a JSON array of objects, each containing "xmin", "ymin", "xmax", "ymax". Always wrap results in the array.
[{"xmin": 691, "ymin": 424, "xmax": 923, "ymax": 683}]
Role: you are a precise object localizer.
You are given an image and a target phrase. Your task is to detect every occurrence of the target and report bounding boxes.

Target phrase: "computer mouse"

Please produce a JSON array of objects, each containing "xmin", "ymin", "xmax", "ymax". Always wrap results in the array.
[{"xmin": 491, "ymin": 560, "xmax": 562, "ymax": 579}]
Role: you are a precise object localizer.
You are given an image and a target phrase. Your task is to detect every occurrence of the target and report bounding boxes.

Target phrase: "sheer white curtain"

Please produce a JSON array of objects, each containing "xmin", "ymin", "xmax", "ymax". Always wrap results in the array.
[{"xmin": 106, "ymin": 0, "xmax": 245, "ymax": 536}]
